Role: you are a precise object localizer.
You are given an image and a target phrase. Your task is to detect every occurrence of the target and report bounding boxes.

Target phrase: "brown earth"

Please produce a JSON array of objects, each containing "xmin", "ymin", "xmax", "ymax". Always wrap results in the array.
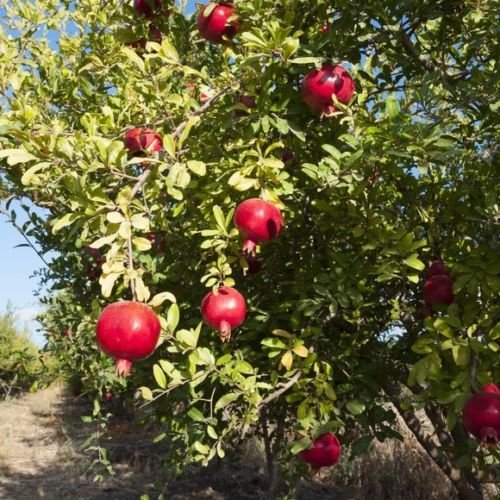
[{"xmin": 0, "ymin": 386, "xmax": 497, "ymax": 500}]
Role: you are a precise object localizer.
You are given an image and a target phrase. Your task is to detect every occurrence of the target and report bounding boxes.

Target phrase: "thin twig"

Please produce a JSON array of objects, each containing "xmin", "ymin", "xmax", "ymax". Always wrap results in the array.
[
  {"xmin": 127, "ymin": 235, "xmax": 137, "ymax": 301},
  {"xmin": 258, "ymin": 371, "xmax": 301, "ymax": 409}
]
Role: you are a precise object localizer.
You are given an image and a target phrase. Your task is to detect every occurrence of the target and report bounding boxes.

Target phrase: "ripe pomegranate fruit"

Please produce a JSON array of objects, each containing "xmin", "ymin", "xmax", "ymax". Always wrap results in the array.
[
  {"xmin": 301, "ymin": 64, "xmax": 355, "ymax": 115},
  {"xmin": 463, "ymin": 384, "xmax": 500, "ymax": 447},
  {"xmin": 426, "ymin": 259, "xmax": 450, "ymax": 278},
  {"xmin": 201, "ymin": 286, "xmax": 246, "ymax": 341},
  {"xmin": 127, "ymin": 25, "xmax": 163, "ymax": 51},
  {"xmin": 299, "ymin": 432, "xmax": 342, "ymax": 469},
  {"xmin": 423, "ymin": 274, "xmax": 454, "ymax": 305},
  {"xmin": 197, "ymin": 3, "xmax": 239, "ymax": 44},
  {"xmin": 146, "ymin": 231, "xmax": 167, "ymax": 253},
  {"xmin": 124, "ymin": 128, "xmax": 163, "ymax": 155},
  {"xmin": 96, "ymin": 301, "xmax": 161, "ymax": 376},
  {"xmin": 234, "ymin": 198, "xmax": 284, "ymax": 255},
  {"xmin": 133, "ymin": 0, "xmax": 163, "ymax": 18},
  {"xmin": 234, "ymin": 94, "xmax": 256, "ymax": 116}
]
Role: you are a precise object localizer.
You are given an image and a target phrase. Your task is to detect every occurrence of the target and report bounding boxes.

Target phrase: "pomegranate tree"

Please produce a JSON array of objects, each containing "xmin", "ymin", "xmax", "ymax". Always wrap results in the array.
[
  {"xmin": 234, "ymin": 198, "xmax": 284, "ymax": 255},
  {"xmin": 299, "ymin": 432, "xmax": 342, "ymax": 470},
  {"xmin": 197, "ymin": 2, "xmax": 239, "ymax": 44},
  {"xmin": 96, "ymin": 301, "xmax": 161, "ymax": 376},
  {"xmin": 301, "ymin": 64, "xmax": 355, "ymax": 115},
  {"xmin": 123, "ymin": 128, "xmax": 163, "ymax": 155},
  {"xmin": 462, "ymin": 384, "xmax": 500, "ymax": 447},
  {"xmin": 201, "ymin": 286, "xmax": 247, "ymax": 341},
  {"xmin": 423, "ymin": 274, "xmax": 454, "ymax": 306}
]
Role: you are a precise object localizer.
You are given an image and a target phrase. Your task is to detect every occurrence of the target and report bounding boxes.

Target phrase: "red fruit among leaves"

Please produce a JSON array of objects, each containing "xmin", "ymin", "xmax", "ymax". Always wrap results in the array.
[
  {"xmin": 127, "ymin": 25, "xmax": 163, "ymax": 51},
  {"xmin": 234, "ymin": 198, "xmax": 284, "ymax": 255},
  {"xmin": 463, "ymin": 385, "xmax": 500, "ymax": 447},
  {"xmin": 301, "ymin": 64, "xmax": 355, "ymax": 116},
  {"xmin": 234, "ymin": 94, "xmax": 256, "ymax": 116},
  {"xmin": 426, "ymin": 259, "xmax": 450, "ymax": 278},
  {"xmin": 124, "ymin": 128, "xmax": 163, "ymax": 155},
  {"xmin": 133, "ymin": 0, "xmax": 163, "ymax": 18},
  {"xmin": 201, "ymin": 286, "xmax": 247, "ymax": 342},
  {"xmin": 197, "ymin": 3, "xmax": 239, "ymax": 44},
  {"xmin": 299, "ymin": 432, "xmax": 342, "ymax": 469},
  {"xmin": 96, "ymin": 301, "xmax": 161, "ymax": 377},
  {"xmin": 423, "ymin": 274, "xmax": 454, "ymax": 305}
]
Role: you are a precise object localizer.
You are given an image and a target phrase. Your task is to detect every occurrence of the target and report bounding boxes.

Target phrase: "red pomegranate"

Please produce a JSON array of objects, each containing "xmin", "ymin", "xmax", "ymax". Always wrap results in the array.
[
  {"xmin": 201, "ymin": 286, "xmax": 247, "ymax": 341},
  {"xmin": 299, "ymin": 432, "xmax": 342, "ymax": 469},
  {"xmin": 423, "ymin": 274, "xmax": 454, "ymax": 305},
  {"xmin": 133, "ymin": 0, "xmax": 163, "ymax": 17},
  {"xmin": 96, "ymin": 301, "xmax": 161, "ymax": 376},
  {"xmin": 234, "ymin": 94, "xmax": 256, "ymax": 116},
  {"xmin": 197, "ymin": 3, "xmax": 239, "ymax": 44},
  {"xmin": 127, "ymin": 25, "xmax": 163, "ymax": 51},
  {"xmin": 426, "ymin": 259, "xmax": 450, "ymax": 278},
  {"xmin": 301, "ymin": 64, "xmax": 355, "ymax": 115},
  {"xmin": 124, "ymin": 128, "xmax": 163, "ymax": 155},
  {"xmin": 146, "ymin": 231, "xmax": 167, "ymax": 253},
  {"xmin": 463, "ymin": 384, "xmax": 500, "ymax": 447},
  {"xmin": 234, "ymin": 198, "xmax": 284, "ymax": 254}
]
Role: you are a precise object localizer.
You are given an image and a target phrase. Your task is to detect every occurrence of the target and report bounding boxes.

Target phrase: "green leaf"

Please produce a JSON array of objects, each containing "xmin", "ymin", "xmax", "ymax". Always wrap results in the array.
[
  {"xmin": 187, "ymin": 160, "xmax": 206, "ymax": 176},
  {"xmin": 149, "ymin": 291, "xmax": 176, "ymax": 307},
  {"xmin": 0, "ymin": 148, "xmax": 37, "ymax": 165},
  {"xmin": 188, "ymin": 407, "xmax": 205, "ymax": 422},
  {"xmin": 153, "ymin": 364, "xmax": 167, "ymax": 389},
  {"xmin": 403, "ymin": 253, "xmax": 425, "ymax": 271},
  {"xmin": 52, "ymin": 213, "xmax": 80, "ymax": 234},
  {"xmin": 21, "ymin": 162, "xmax": 51, "ymax": 185},
  {"xmin": 207, "ymin": 425, "xmax": 218, "ymax": 439},
  {"xmin": 212, "ymin": 205, "xmax": 226, "ymax": 231},
  {"xmin": 140, "ymin": 386, "xmax": 153, "ymax": 401},
  {"xmin": 385, "ymin": 95, "xmax": 400, "ymax": 119},
  {"xmin": 214, "ymin": 392, "xmax": 239, "ymax": 412},
  {"xmin": 346, "ymin": 400, "xmax": 366, "ymax": 415},
  {"xmin": 164, "ymin": 134, "xmax": 176, "ymax": 158},
  {"xmin": 166, "ymin": 303, "xmax": 180, "ymax": 333}
]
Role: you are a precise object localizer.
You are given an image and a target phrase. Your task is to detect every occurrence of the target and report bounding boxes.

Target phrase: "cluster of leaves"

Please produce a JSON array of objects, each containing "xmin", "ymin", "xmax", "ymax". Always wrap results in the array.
[
  {"xmin": 0, "ymin": 305, "xmax": 51, "ymax": 398},
  {"xmin": 0, "ymin": 0, "xmax": 498, "ymax": 493}
]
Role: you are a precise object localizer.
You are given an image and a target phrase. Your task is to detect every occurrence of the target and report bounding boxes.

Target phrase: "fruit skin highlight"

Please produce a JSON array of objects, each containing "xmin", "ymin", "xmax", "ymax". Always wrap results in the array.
[
  {"xmin": 197, "ymin": 3, "xmax": 239, "ymax": 44},
  {"xmin": 201, "ymin": 286, "xmax": 247, "ymax": 342},
  {"xmin": 299, "ymin": 432, "xmax": 342, "ymax": 469},
  {"xmin": 96, "ymin": 301, "xmax": 161, "ymax": 376},
  {"xmin": 301, "ymin": 64, "xmax": 355, "ymax": 115},
  {"xmin": 463, "ymin": 384, "xmax": 500, "ymax": 447},
  {"xmin": 234, "ymin": 198, "xmax": 284, "ymax": 255}
]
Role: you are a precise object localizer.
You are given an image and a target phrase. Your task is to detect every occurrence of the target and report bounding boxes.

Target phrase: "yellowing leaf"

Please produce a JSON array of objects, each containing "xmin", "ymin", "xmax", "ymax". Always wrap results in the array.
[
  {"xmin": 293, "ymin": 345, "xmax": 309, "ymax": 358},
  {"xmin": 281, "ymin": 350, "xmax": 293, "ymax": 370}
]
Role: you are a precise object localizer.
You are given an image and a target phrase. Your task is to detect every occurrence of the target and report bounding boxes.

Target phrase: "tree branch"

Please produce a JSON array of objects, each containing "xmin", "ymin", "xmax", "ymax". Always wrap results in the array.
[
  {"xmin": 258, "ymin": 371, "xmax": 301, "ymax": 409},
  {"xmin": 398, "ymin": 26, "xmax": 468, "ymax": 85}
]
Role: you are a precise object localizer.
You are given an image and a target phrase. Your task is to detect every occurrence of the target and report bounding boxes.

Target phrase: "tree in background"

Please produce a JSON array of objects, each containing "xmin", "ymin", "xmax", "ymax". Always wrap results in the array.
[{"xmin": 0, "ymin": 0, "xmax": 498, "ymax": 497}]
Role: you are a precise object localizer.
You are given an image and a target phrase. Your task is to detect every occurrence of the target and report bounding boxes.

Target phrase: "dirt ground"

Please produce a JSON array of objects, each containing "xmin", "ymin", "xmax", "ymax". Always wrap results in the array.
[{"xmin": 0, "ymin": 386, "xmax": 496, "ymax": 500}]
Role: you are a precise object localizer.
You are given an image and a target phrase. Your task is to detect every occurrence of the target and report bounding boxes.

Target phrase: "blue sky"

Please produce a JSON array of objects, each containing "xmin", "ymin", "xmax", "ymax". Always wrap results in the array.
[{"xmin": 0, "ymin": 0, "xmax": 197, "ymax": 345}]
